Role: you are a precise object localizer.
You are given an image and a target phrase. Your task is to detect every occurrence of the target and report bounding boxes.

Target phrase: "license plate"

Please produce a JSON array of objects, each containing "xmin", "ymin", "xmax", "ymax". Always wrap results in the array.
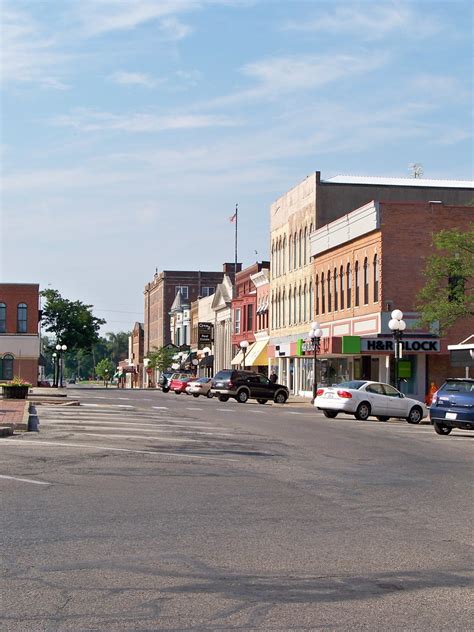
[
  {"xmin": 446, "ymin": 412, "xmax": 457, "ymax": 420},
  {"xmin": 216, "ymin": 383, "xmax": 224, "ymax": 388},
  {"xmin": 325, "ymin": 393, "xmax": 334, "ymax": 399}
]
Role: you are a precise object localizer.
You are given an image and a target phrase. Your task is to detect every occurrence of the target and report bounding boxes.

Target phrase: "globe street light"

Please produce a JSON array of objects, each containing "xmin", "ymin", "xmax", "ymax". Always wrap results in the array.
[
  {"xmin": 52, "ymin": 352, "xmax": 58, "ymax": 387},
  {"xmin": 56, "ymin": 343, "xmax": 67, "ymax": 387},
  {"xmin": 202, "ymin": 346, "xmax": 211, "ymax": 377},
  {"xmin": 388, "ymin": 309, "xmax": 406, "ymax": 390},
  {"xmin": 308, "ymin": 321, "xmax": 323, "ymax": 403},
  {"xmin": 240, "ymin": 340, "xmax": 249, "ymax": 368}
]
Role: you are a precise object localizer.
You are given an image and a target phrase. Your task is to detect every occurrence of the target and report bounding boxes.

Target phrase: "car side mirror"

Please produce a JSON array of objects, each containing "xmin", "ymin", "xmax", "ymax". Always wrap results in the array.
[{"xmin": 399, "ymin": 393, "xmax": 405, "ymax": 398}]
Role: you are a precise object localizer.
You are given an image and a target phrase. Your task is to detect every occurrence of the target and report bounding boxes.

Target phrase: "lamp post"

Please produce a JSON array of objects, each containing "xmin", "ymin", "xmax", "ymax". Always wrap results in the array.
[
  {"xmin": 308, "ymin": 321, "xmax": 323, "ymax": 403},
  {"xmin": 388, "ymin": 309, "xmax": 406, "ymax": 391},
  {"xmin": 52, "ymin": 352, "xmax": 58, "ymax": 387},
  {"xmin": 56, "ymin": 343, "xmax": 67, "ymax": 387},
  {"xmin": 240, "ymin": 340, "xmax": 249, "ymax": 368},
  {"xmin": 202, "ymin": 346, "xmax": 211, "ymax": 377}
]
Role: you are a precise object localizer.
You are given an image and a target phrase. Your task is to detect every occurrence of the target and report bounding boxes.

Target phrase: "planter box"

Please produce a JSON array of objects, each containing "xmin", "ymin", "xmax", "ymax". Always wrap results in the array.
[{"xmin": 2, "ymin": 385, "xmax": 29, "ymax": 399}]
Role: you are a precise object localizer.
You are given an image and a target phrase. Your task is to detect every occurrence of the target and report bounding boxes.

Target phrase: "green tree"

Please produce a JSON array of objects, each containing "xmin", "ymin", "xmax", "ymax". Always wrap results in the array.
[
  {"xmin": 417, "ymin": 225, "xmax": 474, "ymax": 333},
  {"xmin": 95, "ymin": 358, "xmax": 115, "ymax": 385},
  {"xmin": 41, "ymin": 289, "xmax": 106, "ymax": 351},
  {"xmin": 146, "ymin": 346, "xmax": 176, "ymax": 373},
  {"xmin": 105, "ymin": 331, "xmax": 129, "ymax": 366}
]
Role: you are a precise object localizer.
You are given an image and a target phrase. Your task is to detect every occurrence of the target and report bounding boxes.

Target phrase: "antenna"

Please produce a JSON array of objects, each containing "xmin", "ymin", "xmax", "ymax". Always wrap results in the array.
[{"xmin": 408, "ymin": 163, "xmax": 424, "ymax": 179}]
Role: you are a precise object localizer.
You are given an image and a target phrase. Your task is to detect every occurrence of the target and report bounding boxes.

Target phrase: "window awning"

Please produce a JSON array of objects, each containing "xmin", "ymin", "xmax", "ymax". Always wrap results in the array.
[
  {"xmin": 244, "ymin": 339, "xmax": 269, "ymax": 367},
  {"xmin": 231, "ymin": 349, "xmax": 244, "ymax": 366},
  {"xmin": 199, "ymin": 354, "xmax": 214, "ymax": 368}
]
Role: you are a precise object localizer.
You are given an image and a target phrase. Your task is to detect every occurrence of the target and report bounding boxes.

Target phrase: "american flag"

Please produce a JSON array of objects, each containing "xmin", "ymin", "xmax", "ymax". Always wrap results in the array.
[{"xmin": 229, "ymin": 211, "xmax": 237, "ymax": 223}]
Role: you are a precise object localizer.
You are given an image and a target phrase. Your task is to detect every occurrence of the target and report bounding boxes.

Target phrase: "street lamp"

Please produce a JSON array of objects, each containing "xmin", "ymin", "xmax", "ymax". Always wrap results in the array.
[
  {"xmin": 52, "ymin": 352, "xmax": 58, "ymax": 387},
  {"xmin": 240, "ymin": 340, "xmax": 249, "ymax": 368},
  {"xmin": 308, "ymin": 321, "xmax": 323, "ymax": 403},
  {"xmin": 202, "ymin": 346, "xmax": 211, "ymax": 377},
  {"xmin": 388, "ymin": 309, "xmax": 406, "ymax": 390},
  {"xmin": 56, "ymin": 343, "xmax": 67, "ymax": 387}
]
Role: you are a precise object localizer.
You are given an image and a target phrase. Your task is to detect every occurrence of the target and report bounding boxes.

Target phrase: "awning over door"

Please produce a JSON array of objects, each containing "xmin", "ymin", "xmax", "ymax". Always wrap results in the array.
[
  {"xmin": 244, "ymin": 339, "xmax": 268, "ymax": 367},
  {"xmin": 231, "ymin": 349, "xmax": 244, "ymax": 366}
]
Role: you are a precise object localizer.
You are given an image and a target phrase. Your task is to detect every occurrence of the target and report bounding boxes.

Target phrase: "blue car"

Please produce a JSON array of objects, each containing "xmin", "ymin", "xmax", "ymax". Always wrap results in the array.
[{"xmin": 430, "ymin": 378, "xmax": 474, "ymax": 435}]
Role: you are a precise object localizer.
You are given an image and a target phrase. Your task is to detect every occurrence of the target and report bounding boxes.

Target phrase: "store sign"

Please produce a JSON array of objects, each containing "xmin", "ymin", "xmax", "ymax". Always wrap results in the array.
[
  {"xmin": 360, "ymin": 338, "xmax": 440, "ymax": 353},
  {"xmin": 198, "ymin": 322, "xmax": 214, "ymax": 344}
]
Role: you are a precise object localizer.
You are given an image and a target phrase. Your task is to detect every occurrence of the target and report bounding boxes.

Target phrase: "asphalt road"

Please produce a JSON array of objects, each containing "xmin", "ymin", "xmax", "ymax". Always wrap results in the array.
[{"xmin": 1, "ymin": 387, "xmax": 472, "ymax": 631}]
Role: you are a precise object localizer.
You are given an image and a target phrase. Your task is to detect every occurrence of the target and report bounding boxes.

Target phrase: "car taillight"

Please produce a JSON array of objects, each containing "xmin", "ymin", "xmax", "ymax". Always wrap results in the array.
[
  {"xmin": 316, "ymin": 388, "xmax": 324, "ymax": 396},
  {"xmin": 228, "ymin": 381, "xmax": 233, "ymax": 388},
  {"xmin": 337, "ymin": 390, "xmax": 352, "ymax": 399}
]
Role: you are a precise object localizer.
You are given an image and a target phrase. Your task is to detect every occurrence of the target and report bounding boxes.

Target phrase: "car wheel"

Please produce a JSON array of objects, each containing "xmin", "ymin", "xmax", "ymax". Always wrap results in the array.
[
  {"xmin": 257, "ymin": 399, "xmax": 267, "ymax": 405},
  {"xmin": 355, "ymin": 402, "xmax": 371, "ymax": 421},
  {"xmin": 162, "ymin": 387, "xmax": 169, "ymax": 393},
  {"xmin": 206, "ymin": 390, "xmax": 214, "ymax": 398},
  {"xmin": 406, "ymin": 406, "xmax": 423, "ymax": 424},
  {"xmin": 175, "ymin": 391, "xmax": 181, "ymax": 395},
  {"xmin": 323, "ymin": 410, "xmax": 338, "ymax": 418},
  {"xmin": 237, "ymin": 390, "xmax": 249, "ymax": 403},
  {"xmin": 376, "ymin": 416, "xmax": 390, "ymax": 422},
  {"xmin": 193, "ymin": 393, "xmax": 199, "ymax": 398},
  {"xmin": 274, "ymin": 390, "xmax": 288, "ymax": 404},
  {"xmin": 433, "ymin": 421, "xmax": 452, "ymax": 435},
  {"xmin": 218, "ymin": 395, "xmax": 229, "ymax": 402}
]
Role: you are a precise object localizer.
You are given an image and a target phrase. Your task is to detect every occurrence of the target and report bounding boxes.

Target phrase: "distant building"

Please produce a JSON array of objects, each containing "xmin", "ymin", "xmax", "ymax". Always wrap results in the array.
[{"xmin": 0, "ymin": 283, "xmax": 40, "ymax": 385}]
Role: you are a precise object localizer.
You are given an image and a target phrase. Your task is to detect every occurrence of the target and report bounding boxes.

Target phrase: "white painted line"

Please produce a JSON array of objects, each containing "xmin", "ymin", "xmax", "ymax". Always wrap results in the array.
[
  {"xmin": 153, "ymin": 406, "xmax": 169, "ymax": 410},
  {"xmin": 1, "ymin": 440, "xmax": 238, "ymax": 461},
  {"xmin": 81, "ymin": 432, "xmax": 200, "ymax": 442},
  {"xmin": 0, "ymin": 474, "xmax": 51, "ymax": 486},
  {"xmin": 289, "ymin": 412, "xmax": 304, "ymax": 415},
  {"xmin": 186, "ymin": 407, "xmax": 203, "ymax": 411},
  {"xmin": 216, "ymin": 408, "xmax": 235, "ymax": 413},
  {"xmin": 116, "ymin": 397, "xmax": 131, "ymax": 400},
  {"xmin": 42, "ymin": 420, "xmax": 223, "ymax": 430},
  {"xmin": 82, "ymin": 403, "xmax": 100, "ymax": 407}
]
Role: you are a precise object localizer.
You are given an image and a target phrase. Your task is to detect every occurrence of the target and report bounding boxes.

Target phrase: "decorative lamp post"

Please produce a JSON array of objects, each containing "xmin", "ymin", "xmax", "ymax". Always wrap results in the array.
[
  {"xmin": 240, "ymin": 340, "xmax": 249, "ymax": 368},
  {"xmin": 202, "ymin": 346, "xmax": 211, "ymax": 377},
  {"xmin": 308, "ymin": 321, "xmax": 324, "ymax": 403},
  {"xmin": 104, "ymin": 368, "xmax": 109, "ymax": 388},
  {"xmin": 52, "ymin": 352, "xmax": 58, "ymax": 387},
  {"xmin": 56, "ymin": 343, "xmax": 67, "ymax": 387},
  {"xmin": 388, "ymin": 309, "xmax": 406, "ymax": 390}
]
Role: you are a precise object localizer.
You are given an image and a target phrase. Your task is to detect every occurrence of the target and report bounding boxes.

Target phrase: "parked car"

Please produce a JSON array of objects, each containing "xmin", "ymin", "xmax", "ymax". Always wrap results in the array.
[
  {"xmin": 211, "ymin": 370, "xmax": 289, "ymax": 404},
  {"xmin": 158, "ymin": 371, "xmax": 174, "ymax": 393},
  {"xmin": 38, "ymin": 380, "xmax": 52, "ymax": 387},
  {"xmin": 430, "ymin": 377, "xmax": 474, "ymax": 435},
  {"xmin": 314, "ymin": 380, "xmax": 428, "ymax": 423},
  {"xmin": 185, "ymin": 377, "xmax": 214, "ymax": 398},
  {"xmin": 169, "ymin": 373, "xmax": 195, "ymax": 394}
]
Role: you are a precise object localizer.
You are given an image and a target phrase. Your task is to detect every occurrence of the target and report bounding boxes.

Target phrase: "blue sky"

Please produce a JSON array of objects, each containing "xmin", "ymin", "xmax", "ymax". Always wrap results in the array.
[{"xmin": 1, "ymin": 0, "xmax": 472, "ymax": 332}]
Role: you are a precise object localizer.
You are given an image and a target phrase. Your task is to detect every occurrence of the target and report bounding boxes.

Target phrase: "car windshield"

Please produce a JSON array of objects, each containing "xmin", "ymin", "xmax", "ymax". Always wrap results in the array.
[
  {"xmin": 335, "ymin": 380, "xmax": 368, "ymax": 390},
  {"xmin": 213, "ymin": 371, "xmax": 232, "ymax": 379},
  {"xmin": 197, "ymin": 377, "xmax": 210, "ymax": 383},
  {"xmin": 442, "ymin": 380, "xmax": 474, "ymax": 392}
]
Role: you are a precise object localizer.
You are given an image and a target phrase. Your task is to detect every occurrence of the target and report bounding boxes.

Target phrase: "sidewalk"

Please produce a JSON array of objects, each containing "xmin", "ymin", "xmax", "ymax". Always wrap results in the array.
[{"xmin": 0, "ymin": 399, "xmax": 30, "ymax": 435}]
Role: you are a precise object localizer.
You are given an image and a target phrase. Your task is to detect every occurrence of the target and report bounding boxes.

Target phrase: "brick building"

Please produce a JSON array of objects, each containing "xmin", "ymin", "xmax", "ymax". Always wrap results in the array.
[
  {"xmin": 143, "ymin": 264, "xmax": 239, "ymax": 355},
  {"xmin": 0, "ymin": 283, "xmax": 40, "ymax": 385},
  {"xmin": 269, "ymin": 173, "xmax": 474, "ymax": 394}
]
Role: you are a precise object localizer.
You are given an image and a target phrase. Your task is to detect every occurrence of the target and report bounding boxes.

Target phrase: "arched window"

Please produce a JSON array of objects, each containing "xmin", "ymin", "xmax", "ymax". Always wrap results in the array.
[
  {"xmin": 282, "ymin": 290, "xmax": 286, "ymax": 327},
  {"xmin": 282, "ymin": 237, "xmax": 287, "ymax": 275},
  {"xmin": 309, "ymin": 282, "xmax": 314, "ymax": 320},
  {"xmin": 288, "ymin": 236, "xmax": 293, "ymax": 271},
  {"xmin": 303, "ymin": 284, "xmax": 307, "ymax": 321},
  {"xmin": 288, "ymin": 288, "xmax": 293, "ymax": 325},
  {"xmin": 0, "ymin": 302, "xmax": 6, "ymax": 333},
  {"xmin": 293, "ymin": 286, "xmax": 297, "ymax": 323},
  {"xmin": 271, "ymin": 294, "xmax": 275, "ymax": 329},
  {"xmin": 347, "ymin": 263, "xmax": 352, "ymax": 308},
  {"xmin": 1, "ymin": 354, "xmax": 14, "ymax": 381},
  {"xmin": 278, "ymin": 290, "xmax": 282, "ymax": 329},
  {"xmin": 271, "ymin": 243, "xmax": 275, "ymax": 279},
  {"xmin": 327, "ymin": 270, "xmax": 332, "ymax": 312},
  {"xmin": 298, "ymin": 230, "xmax": 303, "ymax": 267},
  {"xmin": 321, "ymin": 273, "xmax": 325, "ymax": 314},
  {"xmin": 293, "ymin": 232, "xmax": 298, "ymax": 269},
  {"xmin": 303, "ymin": 227, "xmax": 307, "ymax": 265},
  {"xmin": 334, "ymin": 267, "xmax": 338, "ymax": 311},
  {"xmin": 363, "ymin": 257, "xmax": 369, "ymax": 304},
  {"xmin": 340, "ymin": 265, "xmax": 344, "ymax": 310},
  {"xmin": 373, "ymin": 254, "xmax": 379, "ymax": 302},
  {"xmin": 17, "ymin": 303, "xmax": 27, "ymax": 333},
  {"xmin": 355, "ymin": 261, "xmax": 360, "ymax": 307},
  {"xmin": 298, "ymin": 286, "xmax": 302, "ymax": 322}
]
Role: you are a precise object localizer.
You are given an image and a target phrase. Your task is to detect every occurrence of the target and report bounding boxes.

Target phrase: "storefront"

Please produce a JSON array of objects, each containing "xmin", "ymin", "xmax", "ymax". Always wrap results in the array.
[{"xmin": 268, "ymin": 334, "xmax": 441, "ymax": 401}]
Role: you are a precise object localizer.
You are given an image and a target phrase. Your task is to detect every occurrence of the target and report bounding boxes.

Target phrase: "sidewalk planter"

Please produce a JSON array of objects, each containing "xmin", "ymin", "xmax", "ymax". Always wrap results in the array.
[{"xmin": 1, "ymin": 383, "xmax": 30, "ymax": 399}]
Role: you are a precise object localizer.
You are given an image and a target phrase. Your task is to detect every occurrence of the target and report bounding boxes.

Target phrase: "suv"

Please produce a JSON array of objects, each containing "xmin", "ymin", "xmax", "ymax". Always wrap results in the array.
[
  {"xmin": 211, "ymin": 370, "xmax": 289, "ymax": 404},
  {"xmin": 158, "ymin": 372, "xmax": 174, "ymax": 393},
  {"xmin": 430, "ymin": 378, "xmax": 474, "ymax": 435}
]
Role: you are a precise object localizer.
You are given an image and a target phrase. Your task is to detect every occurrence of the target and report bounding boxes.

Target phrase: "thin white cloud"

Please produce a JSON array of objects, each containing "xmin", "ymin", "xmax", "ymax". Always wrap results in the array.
[
  {"xmin": 110, "ymin": 71, "xmax": 161, "ymax": 88},
  {"xmin": 283, "ymin": 3, "xmax": 442, "ymax": 40},
  {"xmin": 51, "ymin": 108, "xmax": 240, "ymax": 133}
]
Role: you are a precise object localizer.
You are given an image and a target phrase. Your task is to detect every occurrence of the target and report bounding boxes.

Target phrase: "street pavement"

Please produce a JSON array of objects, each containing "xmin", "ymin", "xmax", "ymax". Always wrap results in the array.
[{"xmin": 1, "ymin": 386, "xmax": 472, "ymax": 631}]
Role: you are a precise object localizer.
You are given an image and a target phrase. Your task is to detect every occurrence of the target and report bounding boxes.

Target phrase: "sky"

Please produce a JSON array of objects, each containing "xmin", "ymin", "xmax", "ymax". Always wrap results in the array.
[{"xmin": 1, "ymin": 0, "xmax": 473, "ymax": 333}]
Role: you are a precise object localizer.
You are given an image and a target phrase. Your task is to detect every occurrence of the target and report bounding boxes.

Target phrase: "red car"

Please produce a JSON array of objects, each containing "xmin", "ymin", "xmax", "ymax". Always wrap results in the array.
[{"xmin": 169, "ymin": 373, "xmax": 194, "ymax": 394}]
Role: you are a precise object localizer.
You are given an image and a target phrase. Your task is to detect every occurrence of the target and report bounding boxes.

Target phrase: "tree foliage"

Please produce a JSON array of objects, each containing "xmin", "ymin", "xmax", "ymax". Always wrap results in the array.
[
  {"xmin": 95, "ymin": 358, "xmax": 115, "ymax": 382},
  {"xmin": 417, "ymin": 225, "xmax": 474, "ymax": 333},
  {"xmin": 41, "ymin": 289, "xmax": 106, "ymax": 351},
  {"xmin": 146, "ymin": 346, "xmax": 176, "ymax": 373}
]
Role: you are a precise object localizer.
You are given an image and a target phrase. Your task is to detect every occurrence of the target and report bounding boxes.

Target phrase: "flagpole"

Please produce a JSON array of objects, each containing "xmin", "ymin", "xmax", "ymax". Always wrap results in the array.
[{"xmin": 234, "ymin": 203, "xmax": 238, "ymax": 281}]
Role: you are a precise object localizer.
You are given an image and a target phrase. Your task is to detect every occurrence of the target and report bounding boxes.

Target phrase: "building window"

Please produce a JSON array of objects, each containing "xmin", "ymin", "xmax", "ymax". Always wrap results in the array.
[
  {"xmin": 175, "ymin": 286, "xmax": 188, "ymax": 299},
  {"xmin": 363, "ymin": 257, "xmax": 369, "ymax": 305},
  {"xmin": 282, "ymin": 237, "xmax": 287, "ymax": 274},
  {"xmin": 334, "ymin": 268, "xmax": 338, "ymax": 311},
  {"xmin": 347, "ymin": 263, "xmax": 352, "ymax": 308},
  {"xmin": 17, "ymin": 303, "xmax": 27, "ymax": 333},
  {"xmin": 340, "ymin": 266, "xmax": 344, "ymax": 310},
  {"xmin": 303, "ymin": 284, "xmax": 307, "ymax": 322},
  {"xmin": 293, "ymin": 232, "xmax": 298, "ymax": 269},
  {"xmin": 0, "ymin": 303, "xmax": 5, "ymax": 333},
  {"xmin": 315, "ymin": 276, "xmax": 319, "ymax": 316},
  {"xmin": 235, "ymin": 308, "xmax": 241, "ymax": 334},
  {"xmin": 0, "ymin": 354, "xmax": 14, "ymax": 380},
  {"xmin": 247, "ymin": 304, "xmax": 254, "ymax": 331},
  {"xmin": 309, "ymin": 282, "xmax": 314, "ymax": 320},
  {"xmin": 298, "ymin": 230, "xmax": 303, "ymax": 267},
  {"xmin": 288, "ymin": 236, "xmax": 293, "ymax": 271},
  {"xmin": 327, "ymin": 271, "xmax": 332, "ymax": 312},
  {"xmin": 373, "ymin": 254, "xmax": 379, "ymax": 302},
  {"xmin": 321, "ymin": 273, "xmax": 325, "ymax": 314},
  {"xmin": 288, "ymin": 288, "xmax": 293, "ymax": 325},
  {"xmin": 282, "ymin": 291, "xmax": 286, "ymax": 327},
  {"xmin": 355, "ymin": 261, "xmax": 360, "ymax": 307},
  {"xmin": 201, "ymin": 287, "xmax": 214, "ymax": 297},
  {"xmin": 293, "ymin": 286, "xmax": 297, "ymax": 324},
  {"xmin": 298, "ymin": 287, "xmax": 302, "ymax": 323},
  {"xmin": 303, "ymin": 227, "xmax": 307, "ymax": 265}
]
